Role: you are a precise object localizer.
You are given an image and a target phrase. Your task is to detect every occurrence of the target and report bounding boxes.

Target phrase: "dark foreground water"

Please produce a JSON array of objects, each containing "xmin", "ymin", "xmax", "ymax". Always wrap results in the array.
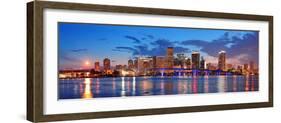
[{"xmin": 59, "ymin": 75, "xmax": 258, "ymax": 99}]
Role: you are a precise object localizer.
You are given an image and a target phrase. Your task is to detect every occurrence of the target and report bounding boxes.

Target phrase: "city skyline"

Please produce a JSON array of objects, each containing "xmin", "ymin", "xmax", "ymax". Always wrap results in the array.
[
  {"xmin": 59, "ymin": 47, "xmax": 258, "ymax": 79},
  {"xmin": 59, "ymin": 22, "xmax": 259, "ymax": 70}
]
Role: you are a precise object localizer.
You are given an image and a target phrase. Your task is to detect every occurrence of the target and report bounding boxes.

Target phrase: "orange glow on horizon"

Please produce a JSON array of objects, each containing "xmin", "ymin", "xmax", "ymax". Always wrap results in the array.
[{"xmin": 85, "ymin": 61, "xmax": 90, "ymax": 66}]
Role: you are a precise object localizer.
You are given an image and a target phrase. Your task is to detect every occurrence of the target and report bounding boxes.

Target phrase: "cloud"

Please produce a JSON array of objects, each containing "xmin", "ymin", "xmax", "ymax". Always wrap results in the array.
[
  {"xmin": 113, "ymin": 47, "xmax": 139, "ymax": 54},
  {"xmin": 181, "ymin": 32, "xmax": 259, "ymax": 64},
  {"xmin": 60, "ymin": 54, "xmax": 80, "ymax": 62},
  {"xmin": 71, "ymin": 48, "xmax": 88, "ymax": 52},
  {"xmin": 59, "ymin": 48, "xmax": 90, "ymax": 69},
  {"xmin": 115, "ymin": 32, "xmax": 258, "ymax": 65},
  {"xmin": 124, "ymin": 35, "xmax": 141, "ymax": 43},
  {"xmin": 151, "ymin": 39, "xmax": 174, "ymax": 47},
  {"xmin": 146, "ymin": 34, "xmax": 154, "ymax": 39},
  {"xmin": 113, "ymin": 39, "xmax": 190, "ymax": 56}
]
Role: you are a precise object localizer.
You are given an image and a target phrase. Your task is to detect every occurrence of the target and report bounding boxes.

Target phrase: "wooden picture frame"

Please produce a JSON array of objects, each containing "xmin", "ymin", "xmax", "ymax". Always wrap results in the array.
[{"xmin": 27, "ymin": 1, "xmax": 273, "ymax": 122}]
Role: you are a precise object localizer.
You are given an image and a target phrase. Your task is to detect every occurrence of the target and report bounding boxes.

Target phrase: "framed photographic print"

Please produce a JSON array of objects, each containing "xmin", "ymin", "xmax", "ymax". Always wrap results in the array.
[{"xmin": 27, "ymin": 0, "xmax": 273, "ymax": 122}]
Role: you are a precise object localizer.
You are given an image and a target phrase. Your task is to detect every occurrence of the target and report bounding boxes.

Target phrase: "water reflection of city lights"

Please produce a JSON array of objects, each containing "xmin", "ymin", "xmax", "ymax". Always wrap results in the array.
[
  {"xmin": 245, "ymin": 75, "xmax": 249, "ymax": 91},
  {"xmin": 132, "ymin": 77, "xmax": 136, "ymax": 96},
  {"xmin": 82, "ymin": 78, "xmax": 93, "ymax": 99},
  {"xmin": 121, "ymin": 77, "xmax": 126, "ymax": 96},
  {"xmin": 204, "ymin": 76, "xmax": 209, "ymax": 93},
  {"xmin": 218, "ymin": 76, "xmax": 226, "ymax": 92}
]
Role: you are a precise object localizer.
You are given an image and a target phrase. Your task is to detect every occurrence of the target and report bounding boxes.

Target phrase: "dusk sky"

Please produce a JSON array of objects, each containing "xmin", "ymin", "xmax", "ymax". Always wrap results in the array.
[{"xmin": 58, "ymin": 22, "xmax": 258, "ymax": 70}]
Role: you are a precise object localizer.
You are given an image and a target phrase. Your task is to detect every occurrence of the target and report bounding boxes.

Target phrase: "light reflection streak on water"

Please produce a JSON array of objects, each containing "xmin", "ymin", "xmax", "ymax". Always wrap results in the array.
[
  {"xmin": 233, "ymin": 75, "xmax": 237, "ymax": 92},
  {"xmin": 82, "ymin": 78, "xmax": 93, "ymax": 99},
  {"xmin": 95, "ymin": 78, "xmax": 100, "ymax": 94},
  {"xmin": 245, "ymin": 75, "xmax": 249, "ymax": 91},
  {"xmin": 132, "ymin": 77, "xmax": 136, "ymax": 96},
  {"xmin": 251, "ymin": 75, "xmax": 255, "ymax": 91},
  {"xmin": 192, "ymin": 76, "xmax": 198, "ymax": 93},
  {"xmin": 187, "ymin": 77, "xmax": 192, "ymax": 94},
  {"xmin": 204, "ymin": 75, "xmax": 209, "ymax": 93},
  {"xmin": 121, "ymin": 77, "xmax": 125, "ymax": 97},
  {"xmin": 112, "ymin": 78, "xmax": 116, "ymax": 96},
  {"xmin": 142, "ymin": 78, "xmax": 152, "ymax": 96},
  {"xmin": 160, "ymin": 78, "xmax": 165, "ymax": 95},
  {"xmin": 178, "ymin": 76, "xmax": 188, "ymax": 94},
  {"xmin": 126, "ymin": 78, "xmax": 131, "ymax": 95},
  {"xmin": 218, "ymin": 76, "xmax": 225, "ymax": 92}
]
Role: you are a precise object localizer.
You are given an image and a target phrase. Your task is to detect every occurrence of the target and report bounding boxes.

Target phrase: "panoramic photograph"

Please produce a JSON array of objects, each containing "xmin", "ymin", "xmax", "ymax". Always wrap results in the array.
[{"xmin": 58, "ymin": 22, "xmax": 259, "ymax": 100}]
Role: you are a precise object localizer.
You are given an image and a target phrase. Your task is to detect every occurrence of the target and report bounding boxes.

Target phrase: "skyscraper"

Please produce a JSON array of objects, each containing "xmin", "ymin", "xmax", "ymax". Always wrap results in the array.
[
  {"xmin": 137, "ymin": 57, "xmax": 152, "ymax": 75},
  {"xmin": 207, "ymin": 63, "xmax": 215, "ymax": 70},
  {"xmin": 175, "ymin": 53, "xmax": 186, "ymax": 68},
  {"xmin": 243, "ymin": 64, "xmax": 249, "ymax": 71},
  {"xmin": 103, "ymin": 58, "xmax": 111, "ymax": 71},
  {"xmin": 152, "ymin": 56, "xmax": 157, "ymax": 69},
  {"xmin": 250, "ymin": 61, "xmax": 254, "ymax": 72},
  {"xmin": 186, "ymin": 57, "xmax": 191, "ymax": 69},
  {"xmin": 166, "ymin": 47, "xmax": 174, "ymax": 68},
  {"xmin": 128, "ymin": 59, "xmax": 134, "ymax": 69},
  {"xmin": 200, "ymin": 57, "xmax": 205, "ymax": 70},
  {"xmin": 134, "ymin": 59, "xmax": 138, "ymax": 70},
  {"xmin": 156, "ymin": 56, "xmax": 165, "ymax": 68},
  {"xmin": 94, "ymin": 61, "xmax": 100, "ymax": 71},
  {"xmin": 218, "ymin": 50, "xmax": 226, "ymax": 71},
  {"xmin": 192, "ymin": 51, "xmax": 200, "ymax": 69}
]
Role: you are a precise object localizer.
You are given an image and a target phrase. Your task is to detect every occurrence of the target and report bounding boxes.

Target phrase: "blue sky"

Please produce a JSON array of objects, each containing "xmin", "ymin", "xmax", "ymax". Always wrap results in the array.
[{"xmin": 58, "ymin": 22, "xmax": 258, "ymax": 70}]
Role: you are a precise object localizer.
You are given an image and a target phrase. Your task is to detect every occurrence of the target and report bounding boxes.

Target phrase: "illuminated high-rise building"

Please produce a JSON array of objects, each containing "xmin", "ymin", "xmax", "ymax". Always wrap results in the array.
[
  {"xmin": 237, "ymin": 65, "xmax": 243, "ymax": 74},
  {"xmin": 200, "ymin": 57, "xmax": 205, "ymax": 70},
  {"xmin": 134, "ymin": 59, "xmax": 138, "ymax": 69},
  {"xmin": 166, "ymin": 47, "xmax": 174, "ymax": 68},
  {"xmin": 155, "ymin": 56, "xmax": 165, "ymax": 68},
  {"xmin": 249, "ymin": 61, "xmax": 254, "ymax": 72},
  {"xmin": 243, "ymin": 64, "xmax": 249, "ymax": 70},
  {"xmin": 192, "ymin": 51, "xmax": 200, "ymax": 69},
  {"xmin": 103, "ymin": 58, "xmax": 111, "ymax": 71},
  {"xmin": 218, "ymin": 50, "xmax": 226, "ymax": 71},
  {"xmin": 186, "ymin": 57, "xmax": 191, "ymax": 69},
  {"xmin": 128, "ymin": 59, "xmax": 134, "ymax": 69},
  {"xmin": 137, "ymin": 57, "xmax": 153, "ymax": 75},
  {"xmin": 153, "ymin": 56, "xmax": 157, "ymax": 69},
  {"xmin": 175, "ymin": 53, "xmax": 186, "ymax": 68},
  {"xmin": 94, "ymin": 61, "xmax": 100, "ymax": 71},
  {"xmin": 227, "ymin": 64, "xmax": 233, "ymax": 70},
  {"xmin": 207, "ymin": 63, "xmax": 216, "ymax": 70}
]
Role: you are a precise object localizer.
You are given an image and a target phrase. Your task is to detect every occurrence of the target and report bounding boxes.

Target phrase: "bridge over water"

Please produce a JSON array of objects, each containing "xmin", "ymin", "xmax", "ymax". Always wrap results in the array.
[{"xmin": 149, "ymin": 68, "xmax": 234, "ymax": 76}]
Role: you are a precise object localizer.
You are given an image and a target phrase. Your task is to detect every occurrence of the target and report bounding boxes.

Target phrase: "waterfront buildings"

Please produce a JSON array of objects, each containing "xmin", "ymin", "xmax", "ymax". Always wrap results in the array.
[{"xmin": 59, "ymin": 47, "xmax": 258, "ymax": 78}]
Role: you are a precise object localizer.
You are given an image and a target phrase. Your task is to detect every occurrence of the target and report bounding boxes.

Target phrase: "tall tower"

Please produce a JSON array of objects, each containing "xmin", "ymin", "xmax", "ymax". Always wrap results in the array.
[
  {"xmin": 186, "ymin": 57, "xmax": 191, "ymax": 69},
  {"xmin": 94, "ymin": 61, "xmax": 100, "ymax": 71},
  {"xmin": 200, "ymin": 57, "xmax": 205, "ymax": 70},
  {"xmin": 134, "ymin": 59, "xmax": 138, "ymax": 69},
  {"xmin": 103, "ymin": 58, "xmax": 111, "ymax": 71},
  {"xmin": 192, "ymin": 51, "xmax": 200, "ymax": 69},
  {"xmin": 249, "ymin": 61, "xmax": 254, "ymax": 72},
  {"xmin": 218, "ymin": 50, "xmax": 226, "ymax": 71},
  {"xmin": 128, "ymin": 59, "xmax": 134, "ymax": 69},
  {"xmin": 166, "ymin": 47, "xmax": 174, "ymax": 68}
]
